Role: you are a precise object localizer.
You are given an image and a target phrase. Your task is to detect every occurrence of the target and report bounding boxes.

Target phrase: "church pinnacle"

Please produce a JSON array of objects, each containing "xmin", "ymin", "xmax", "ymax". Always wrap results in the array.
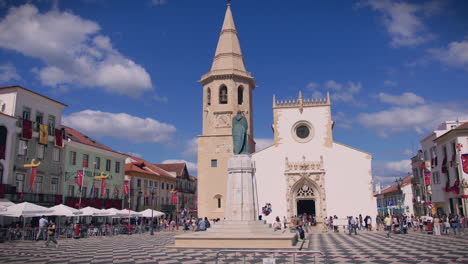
[{"xmin": 210, "ymin": 2, "xmax": 247, "ymax": 72}]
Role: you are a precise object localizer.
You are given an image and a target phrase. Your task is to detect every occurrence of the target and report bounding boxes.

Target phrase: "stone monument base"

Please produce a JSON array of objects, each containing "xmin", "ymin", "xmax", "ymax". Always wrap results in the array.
[{"xmin": 174, "ymin": 220, "xmax": 297, "ymax": 248}]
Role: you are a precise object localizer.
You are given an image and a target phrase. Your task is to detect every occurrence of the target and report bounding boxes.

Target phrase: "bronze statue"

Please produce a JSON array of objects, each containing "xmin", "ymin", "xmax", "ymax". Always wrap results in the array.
[{"xmin": 232, "ymin": 111, "xmax": 249, "ymax": 154}]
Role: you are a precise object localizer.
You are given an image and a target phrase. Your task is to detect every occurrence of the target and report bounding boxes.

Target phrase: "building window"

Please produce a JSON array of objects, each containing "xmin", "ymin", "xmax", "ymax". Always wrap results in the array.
[
  {"xmin": 94, "ymin": 188, "xmax": 99, "ymax": 198},
  {"xmin": 207, "ymin": 88, "xmax": 211, "ymax": 106},
  {"xmin": 51, "ymin": 177, "xmax": 58, "ymax": 194},
  {"xmin": 217, "ymin": 198, "xmax": 221, "ymax": 208},
  {"xmin": 105, "ymin": 189, "xmax": 110, "ymax": 199},
  {"xmin": 95, "ymin": 157, "xmax": 101, "ymax": 169},
  {"xmin": 115, "ymin": 161, "xmax": 120, "ymax": 173},
  {"xmin": 37, "ymin": 144, "xmax": 45, "ymax": 160},
  {"xmin": 162, "ymin": 182, "xmax": 164, "ymax": 189},
  {"xmin": 34, "ymin": 176, "xmax": 42, "ymax": 193},
  {"xmin": 144, "ymin": 180, "xmax": 148, "ymax": 188},
  {"xmin": 137, "ymin": 179, "xmax": 141, "ymax": 188},
  {"xmin": 424, "ymin": 150, "xmax": 429, "ymax": 161},
  {"xmin": 219, "ymin": 85, "xmax": 228, "ymax": 104},
  {"xmin": 81, "ymin": 187, "xmax": 87, "ymax": 197},
  {"xmin": 18, "ymin": 140, "xmax": 27, "ymax": 156},
  {"xmin": 70, "ymin": 151, "xmax": 77, "ymax": 165},
  {"xmin": 238, "ymin": 86, "xmax": 244, "ymax": 105},
  {"xmin": 105, "ymin": 159, "xmax": 111, "ymax": 171},
  {"xmin": 48, "ymin": 115, "xmax": 55, "ymax": 135},
  {"xmin": 16, "ymin": 173, "xmax": 24, "ymax": 193},
  {"xmin": 211, "ymin": 159, "xmax": 217, "ymax": 167},
  {"xmin": 52, "ymin": 148, "xmax": 60, "ymax": 162},
  {"xmin": 22, "ymin": 107, "xmax": 31, "ymax": 120},
  {"xmin": 149, "ymin": 181, "xmax": 153, "ymax": 187},
  {"xmin": 35, "ymin": 112, "xmax": 43, "ymax": 131},
  {"xmin": 82, "ymin": 154, "xmax": 89, "ymax": 168},
  {"xmin": 68, "ymin": 185, "xmax": 74, "ymax": 197}
]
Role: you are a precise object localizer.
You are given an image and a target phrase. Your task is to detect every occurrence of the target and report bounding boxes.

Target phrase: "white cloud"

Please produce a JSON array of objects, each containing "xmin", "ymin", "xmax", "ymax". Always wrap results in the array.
[
  {"xmin": 378, "ymin": 92, "xmax": 425, "ymax": 106},
  {"xmin": 161, "ymin": 159, "xmax": 197, "ymax": 176},
  {"xmin": 63, "ymin": 110, "xmax": 176, "ymax": 143},
  {"xmin": 0, "ymin": 4, "xmax": 153, "ymax": 96},
  {"xmin": 333, "ymin": 112, "xmax": 353, "ymax": 129},
  {"xmin": 255, "ymin": 138, "xmax": 274, "ymax": 151},
  {"xmin": 151, "ymin": 0, "xmax": 168, "ymax": 5},
  {"xmin": 0, "ymin": 63, "xmax": 21, "ymax": 82},
  {"xmin": 357, "ymin": 0, "xmax": 442, "ymax": 47},
  {"xmin": 127, "ymin": 152, "xmax": 143, "ymax": 158},
  {"xmin": 183, "ymin": 138, "xmax": 198, "ymax": 158},
  {"xmin": 306, "ymin": 80, "xmax": 364, "ymax": 106},
  {"xmin": 429, "ymin": 39, "xmax": 468, "ymax": 71},
  {"xmin": 402, "ymin": 148, "xmax": 413, "ymax": 156},
  {"xmin": 357, "ymin": 103, "xmax": 468, "ymax": 137},
  {"xmin": 383, "ymin": 80, "xmax": 397, "ymax": 86},
  {"xmin": 383, "ymin": 160, "xmax": 411, "ymax": 174}
]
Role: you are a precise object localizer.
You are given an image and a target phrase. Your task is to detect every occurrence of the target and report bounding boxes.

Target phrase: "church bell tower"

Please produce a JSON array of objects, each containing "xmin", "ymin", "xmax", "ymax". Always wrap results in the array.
[{"xmin": 197, "ymin": 3, "xmax": 256, "ymax": 219}]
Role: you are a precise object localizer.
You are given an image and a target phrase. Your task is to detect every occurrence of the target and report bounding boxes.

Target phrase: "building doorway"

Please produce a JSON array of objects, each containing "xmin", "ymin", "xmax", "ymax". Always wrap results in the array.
[{"xmin": 297, "ymin": 199, "xmax": 315, "ymax": 216}]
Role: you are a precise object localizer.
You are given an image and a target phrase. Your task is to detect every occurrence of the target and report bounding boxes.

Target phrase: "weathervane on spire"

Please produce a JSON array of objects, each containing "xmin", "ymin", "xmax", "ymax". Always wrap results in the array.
[{"xmin": 227, "ymin": 0, "xmax": 231, "ymax": 6}]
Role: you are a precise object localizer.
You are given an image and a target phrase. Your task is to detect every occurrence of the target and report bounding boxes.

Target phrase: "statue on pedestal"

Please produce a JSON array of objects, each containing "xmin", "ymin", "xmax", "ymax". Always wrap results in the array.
[{"xmin": 232, "ymin": 111, "xmax": 249, "ymax": 154}]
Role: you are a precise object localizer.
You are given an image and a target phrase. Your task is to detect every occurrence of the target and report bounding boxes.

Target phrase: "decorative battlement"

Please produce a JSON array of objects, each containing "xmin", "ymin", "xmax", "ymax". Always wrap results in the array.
[
  {"xmin": 273, "ymin": 91, "xmax": 330, "ymax": 110},
  {"xmin": 284, "ymin": 156, "xmax": 324, "ymax": 172}
]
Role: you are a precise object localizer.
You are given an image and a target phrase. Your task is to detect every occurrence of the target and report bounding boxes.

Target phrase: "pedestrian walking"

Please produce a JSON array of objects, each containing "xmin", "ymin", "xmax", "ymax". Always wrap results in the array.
[
  {"xmin": 45, "ymin": 220, "xmax": 58, "ymax": 247},
  {"xmin": 384, "ymin": 215, "xmax": 392, "ymax": 238},
  {"xmin": 36, "ymin": 216, "xmax": 48, "ymax": 241}
]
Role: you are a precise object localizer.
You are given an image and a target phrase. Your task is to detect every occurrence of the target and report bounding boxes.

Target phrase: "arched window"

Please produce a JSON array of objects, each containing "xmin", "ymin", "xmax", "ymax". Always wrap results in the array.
[
  {"xmin": 207, "ymin": 88, "xmax": 211, "ymax": 106},
  {"xmin": 214, "ymin": 194, "xmax": 222, "ymax": 208},
  {"xmin": 219, "ymin": 85, "xmax": 228, "ymax": 104},
  {"xmin": 237, "ymin": 86, "xmax": 244, "ymax": 105}
]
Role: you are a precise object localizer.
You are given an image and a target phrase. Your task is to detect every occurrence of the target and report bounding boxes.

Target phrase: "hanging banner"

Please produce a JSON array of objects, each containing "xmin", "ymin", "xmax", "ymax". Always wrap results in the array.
[
  {"xmin": 424, "ymin": 170, "xmax": 431, "ymax": 186},
  {"xmin": 171, "ymin": 191, "xmax": 178, "ymax": 204},
  {"xmin": 29, "ymin": 167, "xmax": 37, "ymax": 191},
  {"xmin": 54, "ymin": 128, "xmax": 63, "ymax": 147},
  {"xmin": 39, "ymin": 124, "xmax": 48, "ymax": 145},
  {"xmin": 462, "ymin": 154, "xmax": 468, "ymax": 174},
  {"xmin": 76, "ymin": 170, "xmax": 84, "ymax": 187},
  {"xmin": 22, "ymin": 120, "xmax": 33, "ymax": 139},
  {"xmin": 101, "ymin": 179, "xmax": 106, "ymax": 197},
  {"xmin": 123, "ymin": 181, "xmax": 129, "ymax": 195}
]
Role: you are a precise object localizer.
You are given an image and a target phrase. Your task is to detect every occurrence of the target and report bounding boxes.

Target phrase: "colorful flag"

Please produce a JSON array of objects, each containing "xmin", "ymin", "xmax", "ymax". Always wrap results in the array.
[
  {"xmin": 22, "ymin": 120, "xmax": 33, "ymax": 139},
  {"xmin": 424, "ymin": 171, "xmax": 431, "ymax": 186},
  {"xmin": 39, "ymin": 124, "xmax": 48, "ymax": 145},
  {"xmin": 101, "ymin": 179, "xmax": 106, "ymax": 197},
  {"xmin": 29, "ymin": 167, "xmax": 37, "ymax": 191},
  {"xmin": 54, "ymin": 128, "xmax": 63, "ymax": 147},
  {"xmin": 89, "ymin": 181, "xmax": 95, "ymax": 197},
  {"xmin": 76, "ymin": 170, "xmax": 84, "ymax": 187},
  {"xmin": 462, "ymin": 154, "xmax": 468, "ymax": 174},
  {"xmin": 123, "ymin": 181, "xmax": 129, "ymax": 195},
  {"xmin": 171, "ymin": 190, "xmax": 178, "ymax": 204}
]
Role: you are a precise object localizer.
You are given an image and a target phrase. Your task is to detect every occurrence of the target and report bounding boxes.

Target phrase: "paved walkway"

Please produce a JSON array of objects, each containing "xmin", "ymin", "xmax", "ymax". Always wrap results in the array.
[{"xmin": 0, "ymin": 230, "xmax": 467, "ymax": 263}]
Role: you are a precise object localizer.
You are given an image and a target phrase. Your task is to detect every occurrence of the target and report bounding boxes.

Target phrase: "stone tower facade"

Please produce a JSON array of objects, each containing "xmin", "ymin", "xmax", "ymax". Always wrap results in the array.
[{"xmin": 197, "ymin": 3, "xmax": 256, "ymax": 219}]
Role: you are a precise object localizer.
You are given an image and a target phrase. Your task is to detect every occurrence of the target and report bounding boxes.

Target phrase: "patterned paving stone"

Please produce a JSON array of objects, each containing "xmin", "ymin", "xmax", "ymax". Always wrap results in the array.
[{"xmin": 0, "ymin": 230, "xmax": 467, "ymax": 263}]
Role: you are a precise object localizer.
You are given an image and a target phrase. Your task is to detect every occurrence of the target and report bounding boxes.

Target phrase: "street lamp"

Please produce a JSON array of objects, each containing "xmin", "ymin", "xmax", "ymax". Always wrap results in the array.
[{"xmin": 150, "ymin": 186, "xmax": 155, "ymax": 236}]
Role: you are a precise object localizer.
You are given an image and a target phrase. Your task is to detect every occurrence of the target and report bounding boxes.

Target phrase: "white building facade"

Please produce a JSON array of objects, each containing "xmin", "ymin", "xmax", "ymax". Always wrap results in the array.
[
  {"xmin": 252, "ymin": 93, "xmax": 376, "ymax": 223},
  {"xmin": 418, "ymin": 121, "xmax": 467, "ymax": 216}
]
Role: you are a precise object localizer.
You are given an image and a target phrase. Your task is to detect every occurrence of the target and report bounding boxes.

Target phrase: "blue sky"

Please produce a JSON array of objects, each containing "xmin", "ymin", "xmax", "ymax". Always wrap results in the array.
[{"xmin": 0, "ymin": 0, "xmax": 467, "ymax": 184}]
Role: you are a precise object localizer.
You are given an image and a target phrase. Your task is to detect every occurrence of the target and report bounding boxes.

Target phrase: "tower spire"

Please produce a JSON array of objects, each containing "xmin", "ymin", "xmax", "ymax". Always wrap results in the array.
[{"xmin": 210, "ymin": 2, "xmax": 246, "ymax": 72}]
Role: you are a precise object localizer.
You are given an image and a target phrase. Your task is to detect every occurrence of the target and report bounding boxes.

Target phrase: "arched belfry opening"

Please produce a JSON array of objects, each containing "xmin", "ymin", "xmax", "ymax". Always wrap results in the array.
[
  {"xmin": 219, "ymin": 85, "xmax": 228, "ymax": 104},
  {"xmin": 237, "ymin": 86, "xmax": 244, "ymax": 105}
]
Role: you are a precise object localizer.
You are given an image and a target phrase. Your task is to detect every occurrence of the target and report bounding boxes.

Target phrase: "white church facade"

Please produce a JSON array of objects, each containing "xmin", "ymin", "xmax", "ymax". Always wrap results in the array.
[{"xmin": 197, "ymin": 3, "xmax": 376, "ymax": 222}]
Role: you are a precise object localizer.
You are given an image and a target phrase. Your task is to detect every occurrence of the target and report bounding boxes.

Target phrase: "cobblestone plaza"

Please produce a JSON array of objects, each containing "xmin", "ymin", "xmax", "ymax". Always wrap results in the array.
[{"xmin": 0, "ymin": 229, "xmax": 467, "ymax": 264}]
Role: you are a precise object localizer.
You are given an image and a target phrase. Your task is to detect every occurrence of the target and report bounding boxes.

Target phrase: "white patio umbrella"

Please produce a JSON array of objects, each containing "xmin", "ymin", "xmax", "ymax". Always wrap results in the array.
[
  {"xmin": 0, "ymin": 198, "xmax": 15, "ymax": 207},
  {"xmin": 0, "ymin": 202, "xmax": 53, "ymax": 217},
  {"xmin": 103, "ymin": 208, "xmax": 127, "ymax": 217},
  {"xmin": 80, "ymin": 206, "xmax": 110, "ymax": 216},
  {"xmin": 139, "ymin": 209, "xmax": 165, "ymax": 218},
  {"xmin": 49, "ymin": 204, "xmax": 83, "ymax": 217},
  {"xmin": 120, "ymin": 209, "xmax": 142, "ymax": 217}
]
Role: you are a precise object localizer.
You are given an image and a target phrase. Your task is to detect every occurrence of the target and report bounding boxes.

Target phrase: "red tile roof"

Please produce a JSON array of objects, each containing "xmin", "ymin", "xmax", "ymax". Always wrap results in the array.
[
  {"xmin": 0, "ymin": 85, "xmax": 68, "ymax": 107},
  {"xmin": 155, "ymin": 163, "xmax": 186, "ymax": 176},
  {"xmin": 378, "ymin": 174, "xmax": 413, "ymax": 195},
  {"xmin": 125, "ymin": 156, "xmax": 175, "ymax": 179},
  {"xmin": 62, "ymin": 126, "xmax": 123, "ymax": 155}
]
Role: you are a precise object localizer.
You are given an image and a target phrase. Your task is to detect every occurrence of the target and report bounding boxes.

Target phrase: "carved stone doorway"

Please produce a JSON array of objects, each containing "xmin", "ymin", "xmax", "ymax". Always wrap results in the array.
[{"xmin": 297, "ymin": 199, "xmax": 315, "ymax": 216}]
